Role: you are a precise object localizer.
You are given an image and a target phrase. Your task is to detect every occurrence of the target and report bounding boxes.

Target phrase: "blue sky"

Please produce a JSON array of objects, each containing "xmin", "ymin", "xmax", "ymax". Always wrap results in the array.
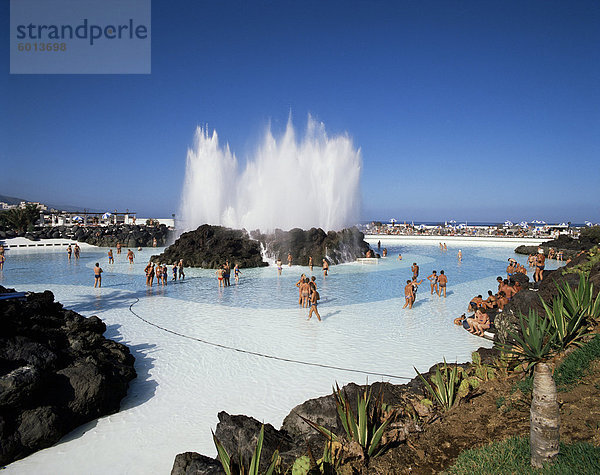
[{"xmin": 1, "ymin": 0, "xmax": 599, "ymax": 223}]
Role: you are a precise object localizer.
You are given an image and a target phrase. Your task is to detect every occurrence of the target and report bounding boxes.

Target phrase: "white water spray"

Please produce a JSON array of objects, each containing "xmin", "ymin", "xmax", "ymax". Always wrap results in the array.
[{"xmin": 178, "ymin": 115, "xmax": 362, "ymax": 232}]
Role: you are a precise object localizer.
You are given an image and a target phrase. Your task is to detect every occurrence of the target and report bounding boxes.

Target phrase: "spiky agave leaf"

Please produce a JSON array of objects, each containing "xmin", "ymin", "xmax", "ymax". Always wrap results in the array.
[
  {"xmin": 248, "ymin": 424, "xmax": 264, "ymax": 475},
  {"xmin": 212, "ymin": 430, "xmax": 232, "ymax": 475},
  {"xmin": 296, "ymin": 413, "xmax": 338, "ymax": 442}
]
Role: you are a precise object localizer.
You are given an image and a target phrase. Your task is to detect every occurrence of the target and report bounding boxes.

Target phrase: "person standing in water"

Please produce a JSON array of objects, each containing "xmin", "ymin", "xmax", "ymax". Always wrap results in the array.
[
  {"xmin": 438, "ymin": 270, "xmax": 448, "ymax": 297},
  {"xmin": 74, "ymin": 244, "xmax": 80, "ymax": 259},
  {"xmin": 178, "ymin": 259, "xmax": 185, "ymax": 279},
  {"xmin": 216, "ymin": 266, "xmax": 224, "ymax": 288},
  {"xmin": 162, "ymin": 264, "xmax": 168, "ymax": 286},
  {"xmin": 127, "ymin": 249, "xmax": 135, "ymax": 264},
  {"xmin": 411, "ymin": 276, "xmax": 424, "ymax": 304},
  {"xmin": 172, "ymin": 262, "xmax": 178, "ymax": 281},
  {"xmin": 322, "ymin": 259, "xmax": 329, "ymax": 276},
  {"xmin": 277, "ymin": 258, "xmax": 283, "ymax": 276},
  {"xmin": 308, "ymin": 256, "xmax": 313, "ymax": 271},
  {"xmin": 94, "ymin": 262, "xmax": 103, "ymax": 288},
  {"xmin": 457, "ymin": 250, "xmax": 462, "ymax": 262},
  {"xmin": 307, "ymin": 287, "xmax": 321, "ymax": 321},
  {"xmin": 411, "ymin": 263, "xmax": 419, "ymax": 279},
  {"xmin": 300, "ymin": 278, "xmax": 311, "ymax": 308},
  {"xmin": 116, "ymin": 242, "xmax": 122, "ymax": 254},
  {"xmin": 296, "ymin": 274, "xmax": 306, "ymax": 306},
  {"xmin": 0, "ymin": 253, "xmax": 5, "ymax": 270},
  {"xmin": 234, "ymin": 264, "xmax": 241, "ymax": 283},
  {"xmin": 108, "ymin": 249, "xmax": 114, "ymax": 264},
  {"xmin": 427, "ymin": 270, "xmax": 438, "ymax": 295},
  {"xmin": 287, "ymin": 252, "xmax": 293, "ymax": 267},
  {"xmin": 223, "ymin": 261, "xmax": 231, "ymax": 287},
  {"xmin": 403, "ymin": 280, "xmax": 414, "ymax": 309},
  {"xmin": 67, "ymin": 244, "xmax": 72, "ymax": 260},
  {"xmin": 145, "ymin": 262, "xmax": 154, "ymax": 286},
  {"xmin": 156, "ymin": 264, "xmax": 163, "ymax": 286}
]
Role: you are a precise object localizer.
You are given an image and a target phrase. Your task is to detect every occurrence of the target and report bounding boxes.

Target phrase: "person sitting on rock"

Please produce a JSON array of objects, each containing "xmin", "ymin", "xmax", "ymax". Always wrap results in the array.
[
  {"xmin": 467, "ymin": 308, "xmax": 490, "ymax": 336},
  {"xmin": 504, "ymin": 280, "xmax": 518, "ymax": 299},
  {"xmin": 482, "ymin": 290, "xmax": 497, "ymax": 309},
  {"xmin": 513, "ymin": 281, "xmax": 522, "ymax": 294},
  {"xmin": 468, "ymin": 295, "xmax": 484, "ymax": 310},
  {"xmin": 497, "ymin": 291, "xmax": 509, "ymax": 310}
]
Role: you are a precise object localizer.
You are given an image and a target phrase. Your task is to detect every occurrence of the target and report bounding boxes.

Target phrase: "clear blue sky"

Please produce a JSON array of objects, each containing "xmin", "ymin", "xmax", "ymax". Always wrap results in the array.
[{"xmin": 1, "ymin": 0, "xmax": 599, "ymax": 223}]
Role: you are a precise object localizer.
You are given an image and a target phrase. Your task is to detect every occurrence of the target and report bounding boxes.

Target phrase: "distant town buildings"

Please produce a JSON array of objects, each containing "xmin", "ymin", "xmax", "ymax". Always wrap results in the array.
[{"xmin": 0, "ymin": 201, "xmax": 48, "ymax": 211}]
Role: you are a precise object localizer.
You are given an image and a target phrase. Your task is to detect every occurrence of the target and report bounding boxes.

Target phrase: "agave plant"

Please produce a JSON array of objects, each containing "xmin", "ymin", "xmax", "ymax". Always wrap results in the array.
[
  {"xmin": 497, "ymin": 310, "xmax": 556, "ymax": 371},
  {"xmin": 298, "ymin": 383, "xmax": 395, "ymax": 460},
  {"xmin": 470, "ymin": 351, "xmax": 496, "ymax": 381},
  {"xmin": 213, "ymin": 424, "xmax": 279, "ymax": 475},
  {"xmin": 540, "ymin": 273, "xmax": 600, "ymax": 351},
  {"xmin": 414, "ymin": 359, "xmax": 462, "ymax": 411}
]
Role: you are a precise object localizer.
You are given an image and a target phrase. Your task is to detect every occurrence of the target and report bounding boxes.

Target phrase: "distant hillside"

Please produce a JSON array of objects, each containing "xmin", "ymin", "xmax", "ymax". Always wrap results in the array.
[
  {"xmin": 0, "ymin": 194, "xmax": 24, "ymax": 206},
  {"xmin": 0, "ymin": 194, "xmax": 101, "ymax": 213}
]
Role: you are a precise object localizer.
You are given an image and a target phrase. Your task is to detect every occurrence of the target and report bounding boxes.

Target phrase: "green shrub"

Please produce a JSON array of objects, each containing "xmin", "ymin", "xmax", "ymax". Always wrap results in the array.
[
  {"xmin": 445, "ymin": 436, "xmax": 600, "ymax": 474},
  {"xmin": 563, "ymin": 246, "xmax": 600, "ymax": 277}
]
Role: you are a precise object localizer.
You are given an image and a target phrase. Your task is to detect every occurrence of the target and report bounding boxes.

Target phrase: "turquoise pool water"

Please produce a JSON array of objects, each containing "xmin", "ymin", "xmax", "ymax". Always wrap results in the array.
[{"xmin": 1, "ymin": 239, "xmax": 563, "ymax": 474}]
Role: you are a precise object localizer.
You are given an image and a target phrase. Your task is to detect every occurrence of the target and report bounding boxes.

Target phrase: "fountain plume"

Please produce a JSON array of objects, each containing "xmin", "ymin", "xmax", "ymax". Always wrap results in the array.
[{"xmin": 179, "ymin": 115, "xmax": 361, "ymax": 232}]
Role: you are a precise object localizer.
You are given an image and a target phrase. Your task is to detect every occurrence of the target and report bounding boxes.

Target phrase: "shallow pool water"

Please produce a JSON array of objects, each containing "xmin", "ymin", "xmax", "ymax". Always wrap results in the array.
[{"xmin": 0, "ymin": 240, "xmax": 562, "ymax": 474}]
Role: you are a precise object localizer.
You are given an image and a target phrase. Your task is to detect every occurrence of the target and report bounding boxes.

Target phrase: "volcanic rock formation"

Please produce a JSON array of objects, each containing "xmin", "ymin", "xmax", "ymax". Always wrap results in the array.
[
  {"xmin": 0, "ymin": 287, "xmax": 136, "ymax": 466},
  {"xmin": 152, "ymin": 225, "xmax": 371, "ymax": 269}
]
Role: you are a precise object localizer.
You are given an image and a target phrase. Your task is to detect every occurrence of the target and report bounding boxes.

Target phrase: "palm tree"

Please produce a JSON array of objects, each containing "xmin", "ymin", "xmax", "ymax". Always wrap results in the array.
[
  {"xmin": 500, "ymin": 274, "xmax": 600, "ymax": 467},
  {"xmin": 0, "ymin": 204, "xmax": 40, "ymax": 234},
  {"xmin": 502, "ymin": 311, "xmax": 559, "ymax": 467}
]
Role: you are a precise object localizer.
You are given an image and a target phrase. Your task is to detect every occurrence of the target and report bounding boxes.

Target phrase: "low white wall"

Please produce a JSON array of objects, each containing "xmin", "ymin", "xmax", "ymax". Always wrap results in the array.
[{"xmin": 365, "ymin": 234, "xmax": 547, "ymax": 247}]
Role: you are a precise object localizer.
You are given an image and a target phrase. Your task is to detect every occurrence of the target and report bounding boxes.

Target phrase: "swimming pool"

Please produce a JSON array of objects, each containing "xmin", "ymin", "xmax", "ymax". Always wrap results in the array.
[{"xmin": 0, "ymin": 239, "xmax": 562, "ymax": 474}]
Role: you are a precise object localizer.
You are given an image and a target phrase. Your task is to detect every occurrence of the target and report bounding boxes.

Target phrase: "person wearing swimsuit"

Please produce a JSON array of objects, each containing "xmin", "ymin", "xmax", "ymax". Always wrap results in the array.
[
  {"xmin": 216, "ymin": 267, "xmax": 224, "ymax": 288},
  {"xmin": 295, "ymin": 274, "xmax": 305, "ymax": 305},
  {"xmin": 411, "ymin": 276, "xmax": 423, "ymax": 305},
  {"xmin": 427, "ymin": 270, "xmax": 438, "ymax": 295},
  {"xmin": 307, "ymin": 289, "xmax": 321, "ymax": 321},
  {"xmin": 535, "ymin": 250, "xmax": 546, "ymax": 282},
  {"xmin": 300, "ymin": 278, "xmax": 311, "ymax": 308},
  {"xmin": 438, "ymin": 270, "xmax": 448, "ymax": 297},
  {"xmin": 94, "ymin": 263, "xmax": 103, "ymax": 288}
]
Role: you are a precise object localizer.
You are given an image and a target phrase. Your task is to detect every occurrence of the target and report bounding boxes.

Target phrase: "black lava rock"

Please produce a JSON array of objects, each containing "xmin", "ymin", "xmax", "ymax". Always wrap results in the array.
[
  {"xmin": 151, "ymin": 225, "xmax": 267, "ymax": 269},
  {"xmin": 0, "ymin": 286, "xmax": 136, "ymax": 466}
]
